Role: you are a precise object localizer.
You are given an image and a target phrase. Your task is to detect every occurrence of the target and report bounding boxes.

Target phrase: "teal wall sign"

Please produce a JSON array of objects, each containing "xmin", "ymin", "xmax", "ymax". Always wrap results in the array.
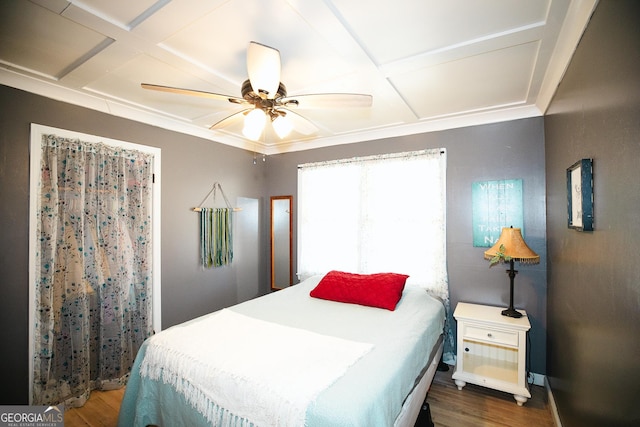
[{"xmin": 472, "ymin": 179, "xmax": 524, "ymax": 247}]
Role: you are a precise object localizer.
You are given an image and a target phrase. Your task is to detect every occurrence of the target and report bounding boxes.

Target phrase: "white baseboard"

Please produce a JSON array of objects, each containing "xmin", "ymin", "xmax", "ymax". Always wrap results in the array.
[
  {"xmin": 526, "ymin": 373, "xmax": 562, "ymax": 426},
  {"xmin": 544, "ymin": 376, "xmax": 563, "ymax": 427}
]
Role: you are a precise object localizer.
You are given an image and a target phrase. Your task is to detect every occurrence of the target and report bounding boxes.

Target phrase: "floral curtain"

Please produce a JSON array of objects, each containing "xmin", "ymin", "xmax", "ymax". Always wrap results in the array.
[
  {"xmin": 33, "ymin": 134, "xmax": 154, "ymax": 406},
  {"xmin": 297, "ymin": 149, "xmax": 455, "ymax": 363}
]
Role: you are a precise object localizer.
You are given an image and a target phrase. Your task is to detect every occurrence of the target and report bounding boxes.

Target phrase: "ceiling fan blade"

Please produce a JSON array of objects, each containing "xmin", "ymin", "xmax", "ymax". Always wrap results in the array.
[
  {"xmin": 280, "ymin": 93, "xmax": 372, "ymax": 109},
  {"xmin": 141, "ymin": 83, "xmax": 248, "ymax": 105},
  {"xmin": 278, "ymin": 109, "xmax": 319, "ymax": 135},
  {"xmin": 209, "ymin": 109, "xmax": 251, "ymax": 130},
  {"xmin": 247, "ymin": 41, "xmax": 281, "ymax": 99}
]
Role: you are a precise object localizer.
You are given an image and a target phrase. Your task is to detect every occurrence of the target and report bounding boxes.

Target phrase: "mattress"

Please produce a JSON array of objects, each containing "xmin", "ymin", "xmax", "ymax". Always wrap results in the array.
[{"xmin": 117, "ymin": 274, "xmax": 445, "ymax": 427}]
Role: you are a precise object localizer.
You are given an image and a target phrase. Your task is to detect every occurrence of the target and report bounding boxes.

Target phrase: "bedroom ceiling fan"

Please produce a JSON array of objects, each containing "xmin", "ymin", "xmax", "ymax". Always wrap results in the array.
[{"xmin": 141, "ymin": 41, "xmax": 373, "ymax": 141}]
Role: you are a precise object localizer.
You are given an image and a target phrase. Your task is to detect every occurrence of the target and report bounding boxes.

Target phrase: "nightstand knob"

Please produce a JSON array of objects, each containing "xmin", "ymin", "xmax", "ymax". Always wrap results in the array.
[{"xmin": 487, "ymin": 333, "xmax": 493, "ymax": 338}]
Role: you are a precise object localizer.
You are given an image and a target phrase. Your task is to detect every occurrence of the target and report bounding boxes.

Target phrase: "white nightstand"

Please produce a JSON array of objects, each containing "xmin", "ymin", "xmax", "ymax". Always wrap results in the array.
[{"xmin": 452, "ymin": 302, "xmax": 531, "ymax": 405}]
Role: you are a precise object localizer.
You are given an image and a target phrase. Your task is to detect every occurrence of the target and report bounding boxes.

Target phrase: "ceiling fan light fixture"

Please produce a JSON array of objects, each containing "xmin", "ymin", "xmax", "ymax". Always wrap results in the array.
[
  {"xmin": 247, "ymin": 42, "xmax": 281, "ymax": 99},
  {"xmin": 242, "ymin": 108, "xmax": 266, "ymax": 140},
  {"xmin": 272, "ymin": 115, "xmax": 293, "ymax": 138},
  {"xmin": 142, "ymin": 42, "xmax": 371, "ymax": 141}
]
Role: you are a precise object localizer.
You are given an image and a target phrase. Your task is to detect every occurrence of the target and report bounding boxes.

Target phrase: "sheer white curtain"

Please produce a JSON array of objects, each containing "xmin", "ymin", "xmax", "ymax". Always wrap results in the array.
[
  {"xmin": 298, "ymin": 149, "xmax": 454, "ymax": 361},
  {"xmin": 298, "ymin": 149, "xmax": 447, "ymax": 295}
]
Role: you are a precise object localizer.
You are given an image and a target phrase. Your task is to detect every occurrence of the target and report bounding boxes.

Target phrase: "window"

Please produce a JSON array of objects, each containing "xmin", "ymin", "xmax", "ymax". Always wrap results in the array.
[{"xmin": 297, "ymin": 149, "xmax": 448, "ymax": 301}]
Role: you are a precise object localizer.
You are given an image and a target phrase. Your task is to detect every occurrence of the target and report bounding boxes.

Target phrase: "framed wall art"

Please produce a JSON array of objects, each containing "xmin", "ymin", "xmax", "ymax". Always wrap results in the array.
[
  {"xmin": 472, "ymin": 179, "xmax": 523, "ymax": 247},
  {"xmin": 567, "ymin": 158, "xmax": 594, "ymax": 231}
]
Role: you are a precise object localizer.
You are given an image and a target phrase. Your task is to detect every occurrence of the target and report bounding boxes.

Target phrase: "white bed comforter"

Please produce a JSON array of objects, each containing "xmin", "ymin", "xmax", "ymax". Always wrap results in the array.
[{"xmin": 139, "ymin": 309, "xmax": 372, "ymax": 426}]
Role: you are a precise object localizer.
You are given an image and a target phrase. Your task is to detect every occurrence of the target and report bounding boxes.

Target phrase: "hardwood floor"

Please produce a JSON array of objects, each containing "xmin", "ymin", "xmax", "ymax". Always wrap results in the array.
[
  {"xmin": 64, "ymin": 388, "xmax": 125, "ymax": 427},
  {"xmin": 64, "ymin": 369, "xmax": 554, "ymax": 426},
  {"xmin": 426, "ymin": 368, "xmax": 555, "ymax": 427}
]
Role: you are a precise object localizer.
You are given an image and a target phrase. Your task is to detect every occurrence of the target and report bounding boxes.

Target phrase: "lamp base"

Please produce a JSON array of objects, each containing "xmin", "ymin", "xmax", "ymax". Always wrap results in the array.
[{"xmin": 501, "ymin": 307, "xmax": 523, "ymax": 318}]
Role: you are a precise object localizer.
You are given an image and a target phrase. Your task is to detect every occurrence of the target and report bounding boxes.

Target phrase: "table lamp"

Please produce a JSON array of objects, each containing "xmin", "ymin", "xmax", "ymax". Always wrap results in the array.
[{"xmin": 484, "ymin": 226, "xmax": 539, "ymax": 318}]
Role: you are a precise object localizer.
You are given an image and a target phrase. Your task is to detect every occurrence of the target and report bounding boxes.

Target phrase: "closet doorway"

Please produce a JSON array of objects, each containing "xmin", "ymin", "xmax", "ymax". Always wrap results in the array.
[{"xmin": 28, "ymin": 124, "xmax": 161, "ymax": 406}]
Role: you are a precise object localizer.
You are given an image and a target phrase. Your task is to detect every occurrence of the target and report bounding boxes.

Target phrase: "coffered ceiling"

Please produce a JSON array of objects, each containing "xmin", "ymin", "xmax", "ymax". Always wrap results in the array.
[{"xmin": 0, "ymin": 0, "xmax": 597, "ymax": 154}]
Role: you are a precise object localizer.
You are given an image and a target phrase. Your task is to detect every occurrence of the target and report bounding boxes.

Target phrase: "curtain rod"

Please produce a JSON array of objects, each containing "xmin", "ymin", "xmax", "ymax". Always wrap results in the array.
[{"xmin": 298, "ymin": 148, "xmax": 446, "ymax": 169}]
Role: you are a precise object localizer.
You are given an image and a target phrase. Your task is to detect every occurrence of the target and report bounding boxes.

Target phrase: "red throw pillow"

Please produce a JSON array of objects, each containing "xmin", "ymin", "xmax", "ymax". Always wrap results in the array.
[{"xmin": 310, "ymin": 270, "xmax": 409, "ymax": 311}]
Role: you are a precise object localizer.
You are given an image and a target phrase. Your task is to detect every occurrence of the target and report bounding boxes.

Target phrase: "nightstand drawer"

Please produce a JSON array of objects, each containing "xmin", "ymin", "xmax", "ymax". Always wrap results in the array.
[{"xmin": 463, "ymin": 325, "xmax": 518, "ymax": 347}]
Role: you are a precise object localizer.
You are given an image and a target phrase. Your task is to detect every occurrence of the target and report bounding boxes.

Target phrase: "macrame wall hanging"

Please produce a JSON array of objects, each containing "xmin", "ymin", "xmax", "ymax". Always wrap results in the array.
[{"xmin": 193, "ymin": 182, "xmax": 240, "ymax": 268}]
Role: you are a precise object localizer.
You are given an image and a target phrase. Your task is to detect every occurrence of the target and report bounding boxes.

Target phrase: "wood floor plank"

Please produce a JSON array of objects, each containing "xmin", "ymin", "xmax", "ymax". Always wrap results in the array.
[
  {"xmin": 64, "ymin": 410, "xmax": 90, "ymax": 427},
  {"xmin": 64, "ymin": 388, "xmax": 124, "ymax": 427}
]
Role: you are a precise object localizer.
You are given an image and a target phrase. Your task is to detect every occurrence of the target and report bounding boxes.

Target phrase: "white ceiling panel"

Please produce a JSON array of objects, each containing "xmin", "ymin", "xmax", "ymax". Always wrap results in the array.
[
  {"xmin": 332, "ymin": 0, "xmax": 550, "ymax": 64},
  {"xmin": 392, "ymin": 42, "xmax": 540, "ymax": 119},
  {"xmin": 70, "ymin": 0, "xmax": 162, "ymax": 29},
  {"xmin": 0, "ymin": 0, "xmax": 597, "ymax": 154},
  {"xmin": 0, "ymin": 0, "xmax": 111, "ymax": 79}
]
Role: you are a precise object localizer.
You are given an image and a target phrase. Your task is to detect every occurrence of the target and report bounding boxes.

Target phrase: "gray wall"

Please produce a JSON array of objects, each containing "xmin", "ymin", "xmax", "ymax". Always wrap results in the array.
[
  {"xmin": 544, "ymin": 1, "xmax": 640, "ymax": 426},
  {"xmin": 0, "ymin": 85, "xmax": 268, "ymax": 404},
  {"xmin": 267, "ymin": 117, "xmax": 548, "ymax": 374}
]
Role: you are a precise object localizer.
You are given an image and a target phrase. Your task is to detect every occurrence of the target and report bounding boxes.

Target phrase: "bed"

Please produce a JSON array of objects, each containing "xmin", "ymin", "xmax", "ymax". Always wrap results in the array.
[{"xmin": 117, "ymin": 273, "xmax": 446, "ymax": 427}]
